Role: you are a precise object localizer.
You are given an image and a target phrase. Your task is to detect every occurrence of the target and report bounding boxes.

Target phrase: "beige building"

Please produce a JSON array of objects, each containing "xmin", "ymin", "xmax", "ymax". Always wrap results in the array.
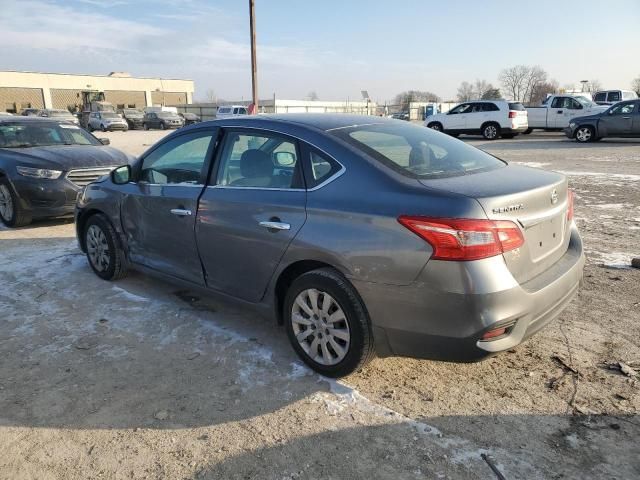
[{"xmin": 0, "ymin": 71, "xmax": 194, "ymax": 113}]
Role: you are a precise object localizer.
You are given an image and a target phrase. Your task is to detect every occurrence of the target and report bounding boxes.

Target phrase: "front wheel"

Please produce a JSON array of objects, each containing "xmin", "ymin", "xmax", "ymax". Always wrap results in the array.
[
  {"xmin": 101, "ymin": 124, "xmax": 107, "ymax": 132},
  {"xmin": 160, "ymin": 122, "xmax": 166, "ymax": 130},
  {"xmin": 427, "ymin": 122, "xmax": 442, "ymax": 132},
  {"xmin": 482, "ymin": 123, "xmax": 500, "ymax": 140},
  {"xmin": 84, "ymin": 214, "xmax": 128, "ymax": 280},
  {"xmin": 0, "ymin": 178, "xmax": 31, "ymax": 227},
  {"xmin": 575, "ymin": 126, "xmax": 595, "ymax": 143},
  {"xmin": 284, "ymin": 268, "xmax": 374, "ymax": 377}
]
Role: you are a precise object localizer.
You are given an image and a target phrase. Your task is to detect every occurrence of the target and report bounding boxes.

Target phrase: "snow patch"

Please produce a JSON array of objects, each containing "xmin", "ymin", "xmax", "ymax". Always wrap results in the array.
[
  {"xmin": 111, "ymin": 285, "xmax": 150, "ymax": 303},
  {"xmin": 513, "ymin": 162, "xmax": 551, "ymax": 169}
]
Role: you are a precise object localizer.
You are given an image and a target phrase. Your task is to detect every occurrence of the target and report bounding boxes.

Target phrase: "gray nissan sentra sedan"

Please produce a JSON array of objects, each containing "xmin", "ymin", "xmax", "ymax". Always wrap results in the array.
[{"xmin": 75, "ymin": 114, "xmax": 585, "ymax": 377}]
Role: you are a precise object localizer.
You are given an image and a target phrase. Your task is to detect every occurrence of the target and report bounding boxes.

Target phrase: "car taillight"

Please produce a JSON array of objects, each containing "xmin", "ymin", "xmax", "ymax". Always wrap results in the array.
[
  {"xmin": 567, "ymin": 189, "xmax": 574, "ymax": 222},
  {"xmin": 397, "ymin": 216, "xmax": 524, "ymax": 261},
  {"xmin": 508, "ymin": 111, "xmax": 517, "ymax": 118}
]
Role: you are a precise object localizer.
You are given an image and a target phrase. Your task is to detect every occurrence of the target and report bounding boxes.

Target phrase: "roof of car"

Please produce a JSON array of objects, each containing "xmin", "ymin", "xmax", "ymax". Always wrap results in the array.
[
  {"xmin": 0, "ymin": 116, "xmax": 72, "ymax": 124},
  {"xmin": 231, "ymin": 113, "xmax": 392, "ymax": 131}
]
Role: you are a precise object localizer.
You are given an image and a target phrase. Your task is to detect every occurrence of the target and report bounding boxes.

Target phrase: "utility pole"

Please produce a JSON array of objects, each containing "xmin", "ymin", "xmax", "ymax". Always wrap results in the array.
[{"xmin": 249, "ymin": 0, "xmax": 258, "ymax": 113}]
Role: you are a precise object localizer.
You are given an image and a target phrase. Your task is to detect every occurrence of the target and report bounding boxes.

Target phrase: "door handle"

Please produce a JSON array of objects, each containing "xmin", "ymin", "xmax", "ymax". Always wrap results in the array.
[
  {"xmin": 259, "ymin": 221, "xmax": 290, "ymax": 231},
  {"xmin": 170, "ymin": 208, "xmax": 192, "ymax": 216},
  {"xmin": 557, "ymin": 110, "xmax": 563, "ymax": 114}
]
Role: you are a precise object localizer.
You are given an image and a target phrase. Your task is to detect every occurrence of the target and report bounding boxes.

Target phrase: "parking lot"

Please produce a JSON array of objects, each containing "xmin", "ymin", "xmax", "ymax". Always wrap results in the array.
[{"xmin": 1, "ymin": 130, "xmax": 639, "ymax": 479}]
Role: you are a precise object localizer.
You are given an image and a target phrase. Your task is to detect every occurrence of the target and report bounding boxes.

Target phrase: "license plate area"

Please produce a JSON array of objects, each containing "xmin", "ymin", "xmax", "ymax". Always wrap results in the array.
[{"xmin": 525, "ymin": 213, "xmax": 565, "ymax": 262}]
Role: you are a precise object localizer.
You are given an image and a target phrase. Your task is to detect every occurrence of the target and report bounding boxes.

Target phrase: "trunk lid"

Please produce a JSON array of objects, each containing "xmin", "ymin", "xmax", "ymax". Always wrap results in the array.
[{"xmin": 420, "ymin": 165, "xmax": 571, "ymax": 283}]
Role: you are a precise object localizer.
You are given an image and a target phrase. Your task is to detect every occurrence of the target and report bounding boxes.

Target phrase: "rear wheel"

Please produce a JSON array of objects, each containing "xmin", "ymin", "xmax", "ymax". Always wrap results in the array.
[
  {"xmin": 482, "ymin": 123, "xmax": 500, "ymax": 140},
  {"xmin": 0, "ymin": 178, "xmax": 31, "ymax": 227},
  {"xmin": 427, "ymin": 122, "xmax": 443, "ymax": 132},
  {"xmin": 575, "ymin": 126, "xmax": 595, "ymax": 143},
  {"xmin": 84, "ymin": 214, "xmax": 128, "ymax": 280},
  {"xmin": 143, "ymin": 123, "xmax": 149, "ymax": 131},
  {"xmin": 284, "ymin": 268, "xmax": 374, "ymax": 377}
]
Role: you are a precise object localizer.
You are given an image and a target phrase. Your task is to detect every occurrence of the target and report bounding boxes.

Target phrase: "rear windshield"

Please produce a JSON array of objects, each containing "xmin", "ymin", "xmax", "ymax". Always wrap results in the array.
[
  {"xmin": 101, "ymin": 112, "xmax": 119, "ymax": 119},
  {"xmin": 330, "ymin": 122, "xmax": 505, "ymax": 179},
  {"xmin": 508, "ymin": 102, "xmax": 525, "ymax": 111}
]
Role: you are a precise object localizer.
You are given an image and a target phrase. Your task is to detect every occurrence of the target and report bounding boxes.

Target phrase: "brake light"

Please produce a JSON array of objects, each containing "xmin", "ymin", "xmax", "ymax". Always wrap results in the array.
[
  {"xmin": 567, "ymin": 189, "xmax": 574, "ymax": 222},
  {"xmin": 398, "ymin": 216, "xmax": 524, "ymax": 261},
  {"xmin": 508, "ymin": 111, "xmax": 517, "ymax": 118}
]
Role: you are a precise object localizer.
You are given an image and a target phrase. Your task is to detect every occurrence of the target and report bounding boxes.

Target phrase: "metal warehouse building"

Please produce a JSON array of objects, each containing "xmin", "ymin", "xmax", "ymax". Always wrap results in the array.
[{"xmin": 0, "ymin": 71, "xmax": 194, "ymax": 113}]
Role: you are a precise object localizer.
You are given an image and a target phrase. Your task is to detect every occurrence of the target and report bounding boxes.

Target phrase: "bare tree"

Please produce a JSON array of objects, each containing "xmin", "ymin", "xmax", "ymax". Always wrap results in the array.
[
  {"xmin": 307, "ymin": 91, "xmax": 319, "ymax": 101},
  {"xmin": 522, "ymin": 66, "xmax": 548, "ymax": 104},
  {"xmin": 204, "ymin": 88, "xmax": 217, "ymax": 103},
  {"xmin": 473, "ymin": 79, "xmax": 500, "ymax": 99},
  {"xmin": 529, "ymin": 79, "xmax": 559, "ymax": 105},
  {"xmin": 587, "ymin": 79, "xmax": 602, "ymax": 93},
  {"xmin": 456, "ymin": 82, "xmax": 475, "ymax": 102},
  {"xmin": 499, "ymin": 65, "xmax": 530, "ymax": 102},
  {"xmin": 394, "ymin": 90, "xmax": 440, "ymax": 110},
  {"xmin": 633, "ymin": 75, "xmax": 640, "ymax": 95}
]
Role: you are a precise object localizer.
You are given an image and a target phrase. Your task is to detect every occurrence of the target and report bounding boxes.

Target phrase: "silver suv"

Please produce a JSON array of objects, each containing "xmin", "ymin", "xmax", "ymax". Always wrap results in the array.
[{"xmin": 87, "ymin": 112, "xmax": 128, "ymax": 132}]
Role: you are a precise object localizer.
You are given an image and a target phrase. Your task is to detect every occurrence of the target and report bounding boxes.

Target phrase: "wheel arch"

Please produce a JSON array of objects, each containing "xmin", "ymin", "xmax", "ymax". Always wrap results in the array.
[
  {"xmin": 427, "ymin": 121, "xmax": 443, "ymax": 129},
  {"xmin": 76, "ymin": 208, "xmax": 109, "ymax": 252},
  {"xmin": 273, "ymin": 259, "xmax": 343, "ymax": 325}
]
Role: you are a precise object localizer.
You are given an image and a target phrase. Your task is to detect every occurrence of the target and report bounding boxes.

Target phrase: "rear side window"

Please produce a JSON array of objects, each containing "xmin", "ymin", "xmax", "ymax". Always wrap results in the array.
[
  {"xmin": 331, "ymin": 122, "xmax": 505, "ymax": 179},
  {"xmin": 481, "ymin": 103, "xmax": 499, "ymax": 112},
  {"xmin": 304, "ymin": 150, "xmax": 341, "ymax": 188},
  {"xmin": 218, "ymin": 108, "xmax": 230, "ymax": 114},
  {"xmin": 508, "ymin": 102, "xmax": 525, "ymax": 111},
  {"xmin": 608, "ymin": 92, "xmax": 621, "ymax": 102},
  {"xmin": 594, "ymin": 92, "xmax": 606, "ymax": 102}
]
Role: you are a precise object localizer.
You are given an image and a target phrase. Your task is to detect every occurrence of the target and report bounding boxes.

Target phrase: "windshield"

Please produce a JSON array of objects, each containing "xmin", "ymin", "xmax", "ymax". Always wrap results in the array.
[
  {"xmin": 101, "ymin": 112, "xmax": 120, "ymax": 119},
  {"xmin": 0, "ymin": 122, "xmax": 101, "ymax": 148},
  {"xmin": 330, "ymin": 122, "xmax": 505, "ymax": 179},
  {"xmin": 158, "ymin": 112, "xmax": 177, "ymax": 118},
  {"xmin": 124, "ymin": 109, "xmax": 142, "ymax": 115},
  {"xmin": 575, "ymin": 96, "xmax": 596, "ymax": 108}
]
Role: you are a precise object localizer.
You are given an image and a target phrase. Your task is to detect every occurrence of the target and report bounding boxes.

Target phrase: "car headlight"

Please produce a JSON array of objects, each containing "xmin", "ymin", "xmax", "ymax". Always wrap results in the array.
[
  {"xmin": 16, "ymin": 166, "xmax": 63, "ymax": 179},
  {"xmin": 569, "ymin": 122, "xmax": 576, "ymax": 128}
]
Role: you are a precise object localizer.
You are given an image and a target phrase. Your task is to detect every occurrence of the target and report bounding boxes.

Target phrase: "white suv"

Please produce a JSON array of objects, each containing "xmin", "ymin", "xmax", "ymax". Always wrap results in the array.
[{"xmin": 425, "ymin": 100, "xmax": 528, "ymax": 140}]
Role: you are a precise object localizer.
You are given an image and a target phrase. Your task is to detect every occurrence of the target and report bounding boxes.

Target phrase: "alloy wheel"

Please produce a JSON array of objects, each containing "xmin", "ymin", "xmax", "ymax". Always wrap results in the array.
[
  {"xmin": 291, "ymin": 288, "xmax": 351, "ymax": 366},
  {"xmin": 484, "ymin": 125, "xmax": 498, "ymax": 139},
  {"xmin": 0, "ymin": 184, "xmax": 14, "ymax": 222},
  {"xmin": 576, "ymin": 127, "xmax": 592, "ymax": 142},
  {"xmin": 86, "ymin": 224, "xmax": 110, "ymax": 272}
]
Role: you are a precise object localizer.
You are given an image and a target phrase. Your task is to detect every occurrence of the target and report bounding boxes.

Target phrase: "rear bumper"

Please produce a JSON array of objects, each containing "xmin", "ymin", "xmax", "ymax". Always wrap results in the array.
[{"xmin": 354, "ymin": 224, "xmax": 585, "ymax": 361}]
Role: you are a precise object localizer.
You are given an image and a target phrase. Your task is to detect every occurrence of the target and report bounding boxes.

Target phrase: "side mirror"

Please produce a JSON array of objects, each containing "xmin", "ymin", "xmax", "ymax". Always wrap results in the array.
[
  {"xmin": 274, "ymin": 151, "xmax": 296, "ymax": 166},
  {"xmin": 111, "ymin": 165, "xmax": 131, "ymax": 184},
  {"xmin": 99, "ymin": 138, "xmax": 110, "ymax": 145}
]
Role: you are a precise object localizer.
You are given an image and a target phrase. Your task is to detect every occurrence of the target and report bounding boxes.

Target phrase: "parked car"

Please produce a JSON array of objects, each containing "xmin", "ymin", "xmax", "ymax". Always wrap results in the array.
[
  {"xmin": 391, "ymin": 112, "xmax": 410, "ymax": 121},
  {"xmin": 20, "ymin": 108, "xmax": 41, "ymax": 116},
  {"xmin": 592, "ymin": 90, "xmax": 638, "ymax": 106},
  {"xmin": 426, "ymin": 100, "xmax": 528, "ymax": 139},
  {"xmin": 179, "ymin": 112, "xmax": 201, "ymax": 125},
  {"xmin": 142, "ymin": 111, "xmax": 184, "ymax": 130},
  {"xmin": 0, "ymin": 117, "xmax": 131, "ymax": 227},
  {"xmin": 216, "ymin": 105, "xmax": 248, "ymax": 119},
  {"xmin": 119, "ymin": 108, "xmax": 145, "ymax": 130},
  {"xmin": 564, "ymin": 99, "xmax": 640, "ymax": 142},
  {"xmin": 38, "ymin": 109, "xmax": 80, "ymax": 125},
  {"xmin": 75, "ymin": 115, "xmax": 584, "ymax": 377},
  {"xmin": 525, "ymin": 95, "xmax": 608, "ymax": 132},
  {"xmin": 0, "ymin": 112, "xmax": 13, "ymax": 116},
  {"xmin": 87, "ymin": 111, "xmax": 129, "ymax": 132}
]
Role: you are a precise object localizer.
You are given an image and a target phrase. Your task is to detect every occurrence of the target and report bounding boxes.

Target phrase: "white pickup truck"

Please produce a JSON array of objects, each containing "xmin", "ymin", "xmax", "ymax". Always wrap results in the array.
[{"xmin": 525, "ymin": 95, "xmax": 608, "ymax": 132}]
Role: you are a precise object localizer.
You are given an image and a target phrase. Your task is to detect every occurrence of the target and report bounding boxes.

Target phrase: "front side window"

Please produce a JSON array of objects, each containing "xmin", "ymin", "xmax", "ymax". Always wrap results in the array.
[
  {"xmin": 609, "ymin": 102, "xmax": 636, "ymax": 115},
  {"xmin": 216, "ymin": 132, "xmax": 301, "ymax": 189},
  {"xmin": 449, "ymin": 104, "xmax": 471, "ymax": 114},
  {"xmin": 330, "ymin": 122, "xmax": 505, "ymax": 179},
  {"xmin": 594, "ymin": 92, "xmax": 606, "ymax": 102},
  {"xmin": 139, "ymin": 131, "xmax": 214, "ymax": 185}
]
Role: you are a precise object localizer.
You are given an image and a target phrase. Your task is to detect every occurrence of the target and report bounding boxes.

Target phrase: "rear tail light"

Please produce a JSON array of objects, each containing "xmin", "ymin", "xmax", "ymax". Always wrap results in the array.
[
  {"xmin": 398, "ymin": 216, "xmax": 524, "ymax": 261},
  {"xmin": 567, "ymin": 189, "xmax": 574, "ymax": 222},
  {"xmin": 508, "ymin": 111, "xmax": 517, "ymax": 118}
]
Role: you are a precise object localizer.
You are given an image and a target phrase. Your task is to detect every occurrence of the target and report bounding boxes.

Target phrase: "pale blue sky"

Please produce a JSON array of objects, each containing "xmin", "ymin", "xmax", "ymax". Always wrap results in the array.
[{"xmin": 1, "ymin": 0, "xmax": 638, "ymax": 102}]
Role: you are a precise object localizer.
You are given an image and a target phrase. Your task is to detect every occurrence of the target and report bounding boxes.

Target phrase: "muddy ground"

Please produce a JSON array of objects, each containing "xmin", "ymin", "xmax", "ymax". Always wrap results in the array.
[{"xmin": 1, "ymin": 131, "xmax": 638, "ymax": 479}]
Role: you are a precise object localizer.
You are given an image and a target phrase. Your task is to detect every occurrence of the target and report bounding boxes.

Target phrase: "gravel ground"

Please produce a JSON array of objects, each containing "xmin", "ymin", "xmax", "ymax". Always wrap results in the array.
[{"xmin": 1, "ymin": 130, "xmax": 638, "ymax": 479}]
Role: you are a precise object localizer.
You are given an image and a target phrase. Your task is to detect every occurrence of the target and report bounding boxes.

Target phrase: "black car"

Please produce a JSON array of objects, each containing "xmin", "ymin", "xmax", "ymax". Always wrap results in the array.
[
  {"xmin": 179, "ymin": 112, "xmax": 201, "ymax": 125},
  {"xmin": 142, "ymin": 111, "xmax": 184, "ymax": 130},
  {"xmin": 564, "ymin": 99, "xmax": 640, "ymax": 142},
  {"xmin": 119, "ymin": 108, "xmax": 145, "ymax": 130},
  {"xmin": 0, "ymin": 117, "xmax": 131, "ymax": 227}
]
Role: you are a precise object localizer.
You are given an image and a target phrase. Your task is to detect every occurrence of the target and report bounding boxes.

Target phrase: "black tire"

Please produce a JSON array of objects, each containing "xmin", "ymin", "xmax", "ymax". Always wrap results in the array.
[
  {"xmin": 0, "ymin": 177, "xmax": 32, "ymax": 227},
  {"xmin": 143, "ymin": 123, "xmax": 149, "ymax": 131},
  {"xmin": 427, "ymin": 122, "xmax": 443, "ymax": 132},
  {"xmin": 101, "ymin": 124, "xmax": 107, "ymax": 132},
  {"xmin": 481, "ymin": 122, "xmax": 500, "ymax": 140},
  {"xmin": 160, "ymin": 122, "xmax": 166, "ymax": 130},
  {"xmin": 575, "ymin": 125, "xmax": 595, "ymax": 143},
  {"xmin": 523, "ymin": 128, "xmax": 533, "ymax": 135},
  {"xmin": 502, "ymin": 133, "xmax": 515, "ymax": 139},
  {"xmin": 84, "ymin": 214, "xmax": 128, "ymax": 281},
  {"xmin": 283, "ymin": 268, "xmax": 374, "ymax": 377},
  {"xmin": 88, "ymin": 124, "xmax": 94, "ymax": 132}
]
